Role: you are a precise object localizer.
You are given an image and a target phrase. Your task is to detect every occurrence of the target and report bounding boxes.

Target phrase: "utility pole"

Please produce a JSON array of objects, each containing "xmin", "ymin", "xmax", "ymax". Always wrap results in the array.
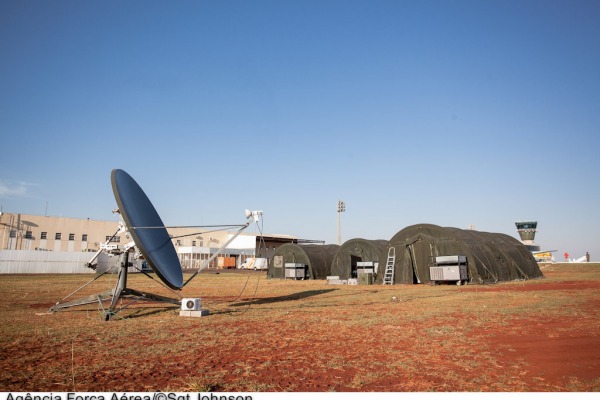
[{"xmin": 337, "ymin": 200, "xmax": 345, "ymax": 245}]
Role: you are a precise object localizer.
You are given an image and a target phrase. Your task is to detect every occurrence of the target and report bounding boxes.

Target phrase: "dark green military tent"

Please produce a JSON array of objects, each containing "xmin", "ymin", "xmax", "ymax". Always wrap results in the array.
[
  {"xmin": 329, "ymin": 238, "xmax": 390, "ymax": 283},
  {"xmin": 268, "ymin": 244, "xmax": 340, "ymax": 280},
  {"xmin": 389, "ymin": 224, "xmax": 543, "ymax": 284}
]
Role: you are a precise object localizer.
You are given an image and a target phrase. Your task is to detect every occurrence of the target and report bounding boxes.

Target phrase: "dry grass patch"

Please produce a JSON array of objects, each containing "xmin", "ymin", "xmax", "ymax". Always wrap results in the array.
[{"xmin": 1, "ymin": 264, "xmax": 599, "ymax": 391}]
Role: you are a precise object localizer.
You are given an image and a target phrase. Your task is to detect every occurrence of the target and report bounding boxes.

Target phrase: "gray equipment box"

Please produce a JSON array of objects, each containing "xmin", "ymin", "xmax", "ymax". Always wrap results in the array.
[
  {"xmin": 357, "ymin": 261, "xmax": 378, "ymax": 275},
  {"xmin": 357, "ymin": 267, "xmax": 374, "ymax": 275},
  {"xmin": 430, "ymin": 256, "xmax": 468, "ymax": 285},
  {"xmin": 285, "ymin": 263, "xmax": 306, "ymax": 280},
  {"xmin": 435, "ymin": 255, "xmax": 467, "ymax": 265},
  {"xmin": 356, "ymin": 261, "xmax": 375, "ymax": 267},
  {"xmin": 358, "ymin": 272, "xmax": 373, "ymax": 285},
  {"xmin": 430, "ymin": 265, "xmax": 468, "ymax": 281}
]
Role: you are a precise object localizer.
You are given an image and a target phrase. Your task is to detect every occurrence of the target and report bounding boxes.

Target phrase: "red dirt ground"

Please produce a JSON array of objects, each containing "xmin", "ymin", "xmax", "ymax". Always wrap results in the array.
[
  {"xmin": 1, "ymin": 268, "xmax": 599, "ymax": 392},
  {"xmin": 468, "ymin": 281, "xmax": 600, "ymax": 390}
]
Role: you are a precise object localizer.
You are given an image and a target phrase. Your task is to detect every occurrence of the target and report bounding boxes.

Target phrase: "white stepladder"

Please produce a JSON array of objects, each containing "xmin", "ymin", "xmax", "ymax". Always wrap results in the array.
[{"xmin": 382, "ymin": 247, "xmax": 396, "ymax": 285}]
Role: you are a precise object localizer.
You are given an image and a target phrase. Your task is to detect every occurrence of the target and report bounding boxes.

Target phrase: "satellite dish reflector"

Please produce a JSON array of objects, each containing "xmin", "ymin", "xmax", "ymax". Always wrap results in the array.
[{"xmin": 111, "ymin": 169, "xmax": 183, "ymax": 290}]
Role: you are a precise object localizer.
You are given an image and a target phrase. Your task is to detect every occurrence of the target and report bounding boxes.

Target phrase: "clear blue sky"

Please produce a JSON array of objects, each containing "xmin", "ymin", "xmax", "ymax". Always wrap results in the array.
[{"xmin": 1, "ymin": 0, "xmax": 599, "ymax": 259}]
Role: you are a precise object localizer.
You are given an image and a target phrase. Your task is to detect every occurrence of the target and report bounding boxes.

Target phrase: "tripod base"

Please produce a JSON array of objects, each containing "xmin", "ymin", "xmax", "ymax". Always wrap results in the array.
[
  {"xmin": 50, "ymin": 287, "xmax": 180, "ymax": 320},
  {"xmin": 50, "ymin": 252, "xmax": 180, "ymax": 320}
]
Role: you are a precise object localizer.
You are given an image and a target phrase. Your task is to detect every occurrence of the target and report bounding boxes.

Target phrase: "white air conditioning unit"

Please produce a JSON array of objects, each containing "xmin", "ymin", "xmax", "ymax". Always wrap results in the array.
[{"xmin": 181, "ymin": 298, "xmax": 201, "ymax": 311}]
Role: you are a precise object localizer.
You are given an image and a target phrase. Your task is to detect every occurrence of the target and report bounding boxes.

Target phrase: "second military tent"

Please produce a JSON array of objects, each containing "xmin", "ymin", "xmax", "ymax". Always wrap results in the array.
[{"xmin": 329, "ymin": 238, "xmax": 390, "ymax": 283}]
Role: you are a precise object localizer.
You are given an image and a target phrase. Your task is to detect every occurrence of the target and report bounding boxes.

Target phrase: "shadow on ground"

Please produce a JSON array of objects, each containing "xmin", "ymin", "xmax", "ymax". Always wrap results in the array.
[{"xmin": 230, "ymin": 289, "xmax": 338, "ymax": 307}]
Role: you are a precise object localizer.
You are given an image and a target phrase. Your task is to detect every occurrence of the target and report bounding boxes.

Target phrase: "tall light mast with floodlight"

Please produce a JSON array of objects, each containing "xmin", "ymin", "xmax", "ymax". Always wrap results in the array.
[{"xmin": 337, "ymin": 200, "xmax": 345, "ymax": 245}]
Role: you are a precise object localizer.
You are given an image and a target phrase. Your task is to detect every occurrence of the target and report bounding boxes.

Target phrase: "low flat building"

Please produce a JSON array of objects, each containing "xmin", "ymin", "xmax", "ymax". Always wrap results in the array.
[{"xmin": 0, "ymin": 212, "xmax": 298, "ymax": 272}]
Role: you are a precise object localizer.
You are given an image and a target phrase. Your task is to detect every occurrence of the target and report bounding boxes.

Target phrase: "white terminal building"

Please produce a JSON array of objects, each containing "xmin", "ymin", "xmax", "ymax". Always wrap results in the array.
[{"xmin": 0, "ymin": 212, "xmax": 298, "ymax": 273}]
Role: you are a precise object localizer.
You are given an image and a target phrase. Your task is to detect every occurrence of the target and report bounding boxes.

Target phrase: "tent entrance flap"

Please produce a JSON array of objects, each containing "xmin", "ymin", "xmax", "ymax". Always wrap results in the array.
[
  {"xmin": 407, "ymin": 244, "xmax": 420, "ymax": 284},
  {"xmin": 350, "ymin": 255, "xmax": 361, "ymax": 278}
]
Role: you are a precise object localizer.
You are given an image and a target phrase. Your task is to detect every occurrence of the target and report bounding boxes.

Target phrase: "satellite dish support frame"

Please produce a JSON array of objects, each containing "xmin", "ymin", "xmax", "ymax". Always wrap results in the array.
[
  {"xmin": 50, "ymin": 201, "xmax": 264, "ymax": 319},
  {"xmin": 50, "ymin": 219, "xmax": 180, "ymax": 321},
  {"xmin": 182, "ymin": 210, "xmax": 263, "ymax": 287}
]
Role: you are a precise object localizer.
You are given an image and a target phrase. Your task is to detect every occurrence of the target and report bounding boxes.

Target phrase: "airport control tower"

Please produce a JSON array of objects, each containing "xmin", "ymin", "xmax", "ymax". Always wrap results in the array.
[{"xmin": 515, "ymin": 221, "xmax": 541, "ymax": 252}]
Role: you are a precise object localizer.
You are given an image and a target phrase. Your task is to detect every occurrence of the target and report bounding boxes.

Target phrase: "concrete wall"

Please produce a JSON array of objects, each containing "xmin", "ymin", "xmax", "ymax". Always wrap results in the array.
[
  {"xmin": 0, "ymin": 250, "xmax": 100, "ymax": 273},
  {"xmin": 0, "ymin": 250, "xmax": 144, "ymax": 274}
]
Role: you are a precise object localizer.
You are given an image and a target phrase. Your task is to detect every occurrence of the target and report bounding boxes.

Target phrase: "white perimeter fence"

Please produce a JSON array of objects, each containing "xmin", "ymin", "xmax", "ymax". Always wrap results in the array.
[{"xmin": 0, "ymin": 250, "xmax": 141, "ymax": 274}]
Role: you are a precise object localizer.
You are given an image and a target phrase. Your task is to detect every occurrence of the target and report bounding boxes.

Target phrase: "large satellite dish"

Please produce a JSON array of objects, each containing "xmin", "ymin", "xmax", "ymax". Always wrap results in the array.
[
  {"xmin": 111, "ymin": 169, "xmax": 183, "ymax": 290},
  {"xmin": 50, "ymin": 169, "xmax": 262, "ymax": 320},
  {"xmin": 50, "ymin": 169, "xmax": 183, "ymax": 319}
]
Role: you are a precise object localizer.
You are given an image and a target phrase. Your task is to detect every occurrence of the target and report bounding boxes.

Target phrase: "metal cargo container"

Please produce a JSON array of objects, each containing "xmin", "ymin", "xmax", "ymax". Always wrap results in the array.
[{"xmin": 218, "ymin": 256, "xmax": 236, "ymax": 269}]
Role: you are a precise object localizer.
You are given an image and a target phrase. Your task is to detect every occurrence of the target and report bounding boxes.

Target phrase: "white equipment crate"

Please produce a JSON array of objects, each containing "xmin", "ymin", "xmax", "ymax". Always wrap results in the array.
[{"xmin": 285, "ymin": 263, "xmax": 306, "ymax": 279}]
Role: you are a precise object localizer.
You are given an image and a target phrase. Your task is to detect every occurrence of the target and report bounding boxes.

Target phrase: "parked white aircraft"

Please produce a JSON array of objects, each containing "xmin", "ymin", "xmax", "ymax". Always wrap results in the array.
[{"xmin": 570, "ymin": 255, "xmax": 588, "ymax": 263}]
